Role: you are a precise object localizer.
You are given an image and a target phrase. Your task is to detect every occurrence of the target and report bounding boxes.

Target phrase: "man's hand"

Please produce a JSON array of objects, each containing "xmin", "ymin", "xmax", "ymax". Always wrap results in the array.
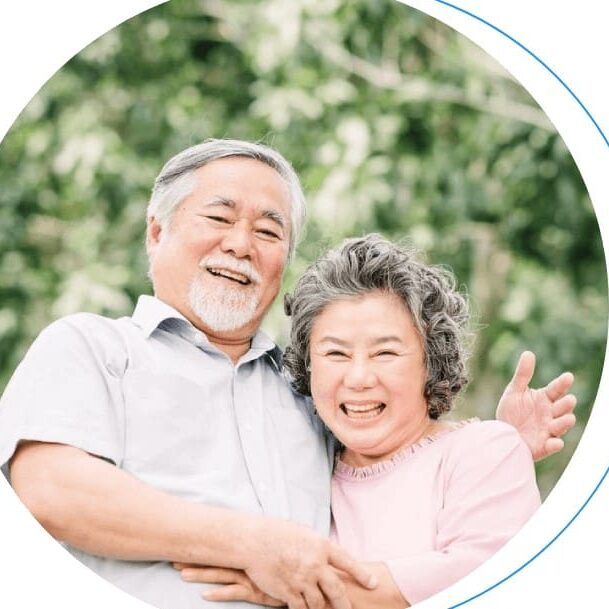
[
  {"xmin": 175, "ymin": 563, "xmax": 284, "ymax": 606},
  {"xmin": 496, "ymin": 351, "xmax": 577, "ymax": 461},
  {"xmin": 174, "ymin": 561, "xmax": 407, "ymax": 609},
  {"xmin": 240, "ymin": 518, "xmax": 376, "ymax": 609}
]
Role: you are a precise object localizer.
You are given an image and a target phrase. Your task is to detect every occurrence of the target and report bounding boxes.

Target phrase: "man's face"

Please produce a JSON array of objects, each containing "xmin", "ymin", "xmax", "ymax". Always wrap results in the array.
[{"xmin": 147, "ymin": 157, "xmax": 291, "ymax": 339}]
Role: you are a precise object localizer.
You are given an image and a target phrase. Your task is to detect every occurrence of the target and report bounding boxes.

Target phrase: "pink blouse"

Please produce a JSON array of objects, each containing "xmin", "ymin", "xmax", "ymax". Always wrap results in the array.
[{"xmin": 330, "ymin": 419, "xmax": 541, "ymax": 604}]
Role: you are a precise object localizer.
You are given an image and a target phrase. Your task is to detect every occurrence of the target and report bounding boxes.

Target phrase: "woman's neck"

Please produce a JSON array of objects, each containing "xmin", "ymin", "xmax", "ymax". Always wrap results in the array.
[{"xmin": 341, "ymin": 418, "xmax": 449, "ymax": 468}]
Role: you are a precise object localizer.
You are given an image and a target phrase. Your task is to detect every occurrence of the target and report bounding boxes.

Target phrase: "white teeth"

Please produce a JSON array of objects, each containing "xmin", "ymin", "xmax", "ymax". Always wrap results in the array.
[
  {"xmin": 208, "ymin": 268, "xmax": 251, "ymax": 285},
  {"xmin": 343, "ymin": 402, "xmax": 382, "ymax": 413},
  {"xmin": 340, "ymin": 403, "xmax": 385, "ymax": 419}
]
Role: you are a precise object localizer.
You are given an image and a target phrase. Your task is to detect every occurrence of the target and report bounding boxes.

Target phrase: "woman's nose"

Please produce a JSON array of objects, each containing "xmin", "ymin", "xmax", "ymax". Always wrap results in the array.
[{"xmin": 343, "ymin": 358, "xmax": 377, "ymax": 390}]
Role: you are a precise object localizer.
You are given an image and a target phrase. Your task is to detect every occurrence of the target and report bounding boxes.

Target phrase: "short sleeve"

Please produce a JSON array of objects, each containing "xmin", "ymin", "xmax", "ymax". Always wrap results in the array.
[
  {"xmin": 385, "ymin": 421, "xmax": 541, "ymax": 604},
  {"xmin": 0, "ymin": 315, "xmax": 127, "ymax": 478}
]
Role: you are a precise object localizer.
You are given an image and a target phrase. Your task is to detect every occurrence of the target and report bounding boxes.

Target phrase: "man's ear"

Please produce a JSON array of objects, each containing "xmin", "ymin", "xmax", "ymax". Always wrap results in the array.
[{"xmin": 146, "ymin": 216, "xmax": 163, "ymax": 255}]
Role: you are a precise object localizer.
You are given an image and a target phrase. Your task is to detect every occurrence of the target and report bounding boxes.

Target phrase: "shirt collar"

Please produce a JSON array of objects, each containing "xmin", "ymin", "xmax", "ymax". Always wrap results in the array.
[
  {"xmin": 131, "ymin": 295, "xmax": 188, "ymax": 338},
  {"xmin": 131, "ymin": 295, "xmax": 282, "ymax": 367},
  {"xmin": 247, "ymin": 330, "xmax": 283, "ymax": 370}
]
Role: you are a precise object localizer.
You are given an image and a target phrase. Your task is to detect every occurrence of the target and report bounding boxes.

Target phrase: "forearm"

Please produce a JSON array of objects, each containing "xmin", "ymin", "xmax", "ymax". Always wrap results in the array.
[
  {"xmin": 9, "ymin": 441, "xmax": 263, "ymax": 567},
  {"xmin": 342, "ymin": 562, "xmax": 409, "ymax": 609},
  {"xmin": 11, "ymin": 442, "xmax": 375, "ymax": 609}
]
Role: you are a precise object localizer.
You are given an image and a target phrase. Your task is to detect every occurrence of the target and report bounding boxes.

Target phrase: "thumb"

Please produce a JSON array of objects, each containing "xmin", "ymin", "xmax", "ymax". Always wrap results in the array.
[{"xmin": 508, "ymin": 351, "xmax": 536, "ymax": 392}]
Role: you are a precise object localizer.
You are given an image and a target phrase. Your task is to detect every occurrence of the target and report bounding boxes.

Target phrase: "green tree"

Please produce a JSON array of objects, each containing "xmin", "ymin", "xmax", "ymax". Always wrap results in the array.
[{"xmin": 0, "ymin": 0, "xmax": 604, "ymax": 496}]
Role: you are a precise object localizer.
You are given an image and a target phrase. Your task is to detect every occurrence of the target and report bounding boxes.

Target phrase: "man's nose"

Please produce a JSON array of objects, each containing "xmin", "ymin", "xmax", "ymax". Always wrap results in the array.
[
  {"xmin": 343, "ymin": 358, "xmax": 377, "ymax": 391},
  {"xmin": 220, "ymin": 221, "xmax": 254, "ymax": 258}
]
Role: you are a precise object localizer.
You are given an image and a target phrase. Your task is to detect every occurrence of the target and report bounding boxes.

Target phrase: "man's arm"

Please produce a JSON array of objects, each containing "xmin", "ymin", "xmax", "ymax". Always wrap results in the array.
[
  {"xmin": 496, "ymin": 351, "xmax": 576, "ymax": 461},
  {"xmin": 10, "ymin": 441, "xmax": 375, "ymax": 609}
]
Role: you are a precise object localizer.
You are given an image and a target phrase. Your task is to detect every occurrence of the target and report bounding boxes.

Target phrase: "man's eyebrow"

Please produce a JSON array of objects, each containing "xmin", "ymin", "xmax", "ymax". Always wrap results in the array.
[
  {"xmin": 204, "ymin": 197, "xmax": 235, "ymax": 209},
  {"xmin": 261, "ymin": 209, "xmax": 286, "ymax": 229},
  {"xmin": 203, "ymin": 198, "xmax": 286, "ymax": 229}
]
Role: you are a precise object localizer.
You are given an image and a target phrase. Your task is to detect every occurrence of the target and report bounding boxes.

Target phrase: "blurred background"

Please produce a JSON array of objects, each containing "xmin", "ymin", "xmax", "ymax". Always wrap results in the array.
[{"xmin": 0, "ymin": 0, "xmax": 605, "ymax": 497}]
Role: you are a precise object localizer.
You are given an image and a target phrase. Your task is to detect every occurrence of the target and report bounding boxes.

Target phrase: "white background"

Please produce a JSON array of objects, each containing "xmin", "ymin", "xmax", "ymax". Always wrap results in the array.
[{"xmin": 0, "ymin": 1, "xmax": 607, "ymax": 607}]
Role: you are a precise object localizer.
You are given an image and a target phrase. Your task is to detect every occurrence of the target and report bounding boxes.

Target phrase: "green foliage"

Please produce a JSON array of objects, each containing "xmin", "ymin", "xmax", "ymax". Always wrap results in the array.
[{"xmin": 0, "ymin": 0, "xmax": 605, "ymax": 497}]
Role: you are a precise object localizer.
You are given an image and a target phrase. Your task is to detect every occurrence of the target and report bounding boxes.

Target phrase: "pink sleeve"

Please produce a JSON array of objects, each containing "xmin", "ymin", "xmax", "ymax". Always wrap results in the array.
[{"xmin": 385, "ymin": 421, "xmax": 541, "ymax": 604}]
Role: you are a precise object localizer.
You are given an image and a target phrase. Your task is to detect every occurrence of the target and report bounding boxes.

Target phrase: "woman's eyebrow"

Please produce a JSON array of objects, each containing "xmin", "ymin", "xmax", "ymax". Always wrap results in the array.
[
  {"xmin": 316, "ymin": 336, "xmax": 404, "ymax": 346},
  {"xmin": 316, "ymin": 337, "xmax": 350, "ymax": 347},
  {"xmin": 370, "ymin": 336, "xmax": 403, "ymax": 345}
]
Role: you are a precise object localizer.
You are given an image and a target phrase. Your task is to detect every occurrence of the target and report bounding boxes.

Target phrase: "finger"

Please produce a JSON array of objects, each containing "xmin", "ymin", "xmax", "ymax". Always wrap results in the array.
[
  {"xmin": 508, "ymin": 351, "xmax": 536, "ymax": 392},
  {"xmin": 328, "ymin": 546, "xmax": 377, "ymax": 590},
  {"xmin": 303, "ymin": 584, "xmax": 326, "ymax": 609},
  {"xmin": 203, "ymin": 583, "xmax": 252, "ymax": 602},
  {"xmin": 549, "ymin": 413, "xmax": 577, "ymax": 438},
  {"xmin": 551, "ymin": 394, "xmax": 577, "ymax": 418},
  {"xmin": 318, "ymin": 571, "xmax": 349, "ymax": 609},
  {"xmin": 543, "ymin": 436, "xmax": 565, "ymax": 458},
  {"xmin": 173, "ymin": 562, "xmax": 196, "ymax": 570},
  {"xmin": 182, "ymin": 567, "xmax": 245, "ymax": 585},
  {"xmin": 286, "ymin": 593, "xmax": 307, "ymax": 609},
  {"xmin": 544, "ymin": 372, "xmax": 575, "ymax": 402}
]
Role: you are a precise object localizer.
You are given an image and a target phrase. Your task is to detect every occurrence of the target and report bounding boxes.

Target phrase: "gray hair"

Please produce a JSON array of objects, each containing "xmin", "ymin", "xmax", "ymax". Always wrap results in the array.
[
  {"xmin": 283, "ymin": 234, "xmax": 471, "ymax": 418},
  {"xmin": 147, "ymin": 139, "xmax": 307, "ymax": 261}
]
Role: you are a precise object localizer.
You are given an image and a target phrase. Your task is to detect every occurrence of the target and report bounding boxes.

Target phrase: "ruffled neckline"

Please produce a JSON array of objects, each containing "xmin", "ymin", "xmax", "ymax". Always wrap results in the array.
[{"xmin": 333, "ymin": 418, "xmax": 479, "ymax": 481}]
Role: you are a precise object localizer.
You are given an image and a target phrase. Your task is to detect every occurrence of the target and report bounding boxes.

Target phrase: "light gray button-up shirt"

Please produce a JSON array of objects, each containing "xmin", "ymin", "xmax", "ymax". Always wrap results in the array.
[{"xmin": 0, "ymin": 296, "xmax": 333, "ymax": 609}]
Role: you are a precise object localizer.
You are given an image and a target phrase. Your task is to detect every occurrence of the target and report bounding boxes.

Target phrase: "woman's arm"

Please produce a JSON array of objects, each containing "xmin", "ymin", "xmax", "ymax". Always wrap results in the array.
[
  {"xmin": 384, "ymin": 421, "xmax": 540, "ymax": 604},
  {"xmin": 338, "ymin": 562, "xmax": 409, "ymax": 609}
]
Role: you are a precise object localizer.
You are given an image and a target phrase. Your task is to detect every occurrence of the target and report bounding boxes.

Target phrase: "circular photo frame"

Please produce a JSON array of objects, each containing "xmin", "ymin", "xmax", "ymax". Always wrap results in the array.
[{"xmin": 0, "ymin": 2, "xmax": 607, "ymax": 608}]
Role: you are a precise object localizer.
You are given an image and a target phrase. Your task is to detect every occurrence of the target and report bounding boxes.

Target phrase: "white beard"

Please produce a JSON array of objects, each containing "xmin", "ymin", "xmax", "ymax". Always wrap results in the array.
[{"xmin": 188, "ymin": 274, "xmax": 260, "ymax": 333}]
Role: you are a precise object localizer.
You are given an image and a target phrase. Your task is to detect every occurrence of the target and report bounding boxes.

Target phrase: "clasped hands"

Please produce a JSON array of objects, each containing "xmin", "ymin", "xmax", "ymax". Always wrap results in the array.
[
  {"xmin": 173, "ymin": 352, "xmax": 576, "ymax": 609},
  {"xmin": 175, "ymin": 518, "xmax": 378, "ymax": 609}
]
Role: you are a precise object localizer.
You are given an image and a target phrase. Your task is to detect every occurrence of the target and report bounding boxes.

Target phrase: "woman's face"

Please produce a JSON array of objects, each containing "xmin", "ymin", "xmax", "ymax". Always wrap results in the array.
[{"xmin": 309, "ymin": 290, "xmax": 431, "ymax": 467}]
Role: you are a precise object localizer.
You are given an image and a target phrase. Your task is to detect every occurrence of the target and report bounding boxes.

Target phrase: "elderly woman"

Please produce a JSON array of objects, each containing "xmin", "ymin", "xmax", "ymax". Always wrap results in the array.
[
  {"xmin": 179, "ymin": 234, "xmax": 568, "ymax": 608},
  {"xmin": 281, "ymin": 234, "xmax": 541, "ymax": 606}
]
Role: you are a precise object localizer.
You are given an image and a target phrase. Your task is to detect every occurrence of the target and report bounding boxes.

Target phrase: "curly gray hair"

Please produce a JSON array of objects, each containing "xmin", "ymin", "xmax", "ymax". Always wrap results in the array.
[
  {"xmin": 147, "ymin": 138, "xmax": 307, "ymax": 261},
  {"xmin": 283, "ymin": 234, "xmax": 471, "ymax": 418}
]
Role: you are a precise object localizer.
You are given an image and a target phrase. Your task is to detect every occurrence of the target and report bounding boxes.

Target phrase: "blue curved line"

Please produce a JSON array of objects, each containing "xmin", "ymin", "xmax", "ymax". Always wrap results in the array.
[
  {"xmin": 433, "ymin": 0, "xmax": 609, "ymax": 149},
  {"xmin": 448, "ymin": 463, "xmax": 609, "ymax": 607},
  {"xmin": 423, "ymin": 1, "xmax": 609, "ymax": 606}
]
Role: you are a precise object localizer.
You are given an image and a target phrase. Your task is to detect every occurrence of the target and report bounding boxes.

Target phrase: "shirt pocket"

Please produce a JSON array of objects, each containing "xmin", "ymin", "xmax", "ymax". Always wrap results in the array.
[{"xmin": 121, "ymin": 369, "xmax": 217, "ymax": 489}]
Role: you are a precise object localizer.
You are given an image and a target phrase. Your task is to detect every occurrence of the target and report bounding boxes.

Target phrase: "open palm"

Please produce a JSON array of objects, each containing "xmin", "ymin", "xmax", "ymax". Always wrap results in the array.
[{"xmin": 495, "ymin": 351, "xmax": 577, "ymax": 461}]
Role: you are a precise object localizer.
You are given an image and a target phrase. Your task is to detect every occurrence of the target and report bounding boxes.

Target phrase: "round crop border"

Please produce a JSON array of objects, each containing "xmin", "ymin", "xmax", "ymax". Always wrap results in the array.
[{"xmin": 424, "ymin": 2, "xmax": 609, "ymax": 607}]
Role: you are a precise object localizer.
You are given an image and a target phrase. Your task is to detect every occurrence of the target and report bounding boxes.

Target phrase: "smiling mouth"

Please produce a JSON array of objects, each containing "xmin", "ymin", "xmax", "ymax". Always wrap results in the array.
[
  {"xmin": 340, "ymin": 402, "xmax": 386, "ymax": 419},
  {"xmin": 206, "ymin": 267, "xmax": 253, "ymax": 285}
]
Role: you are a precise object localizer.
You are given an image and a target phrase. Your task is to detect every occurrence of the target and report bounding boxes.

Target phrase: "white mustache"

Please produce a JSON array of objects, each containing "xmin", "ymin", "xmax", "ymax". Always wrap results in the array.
[{"xmin": 199, "ymin": 255, "xmax": 261, "ymax": 285}]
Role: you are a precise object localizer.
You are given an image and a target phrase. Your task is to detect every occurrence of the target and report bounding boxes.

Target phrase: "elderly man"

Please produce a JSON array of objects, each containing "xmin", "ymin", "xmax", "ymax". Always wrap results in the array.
[{"xmin": 0, "ymin": 139, "xmax": 575, "ymax": 609}]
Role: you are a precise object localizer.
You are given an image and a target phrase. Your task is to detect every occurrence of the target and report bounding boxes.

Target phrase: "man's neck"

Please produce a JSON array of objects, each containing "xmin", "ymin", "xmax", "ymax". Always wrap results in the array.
[
  {"xmin": 206, "ymin": 334, "xmax": 252, "ymax": 364},
  {"xmin": 151, "ymin": 294, "xmax": 257, "ymax": 364}
]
